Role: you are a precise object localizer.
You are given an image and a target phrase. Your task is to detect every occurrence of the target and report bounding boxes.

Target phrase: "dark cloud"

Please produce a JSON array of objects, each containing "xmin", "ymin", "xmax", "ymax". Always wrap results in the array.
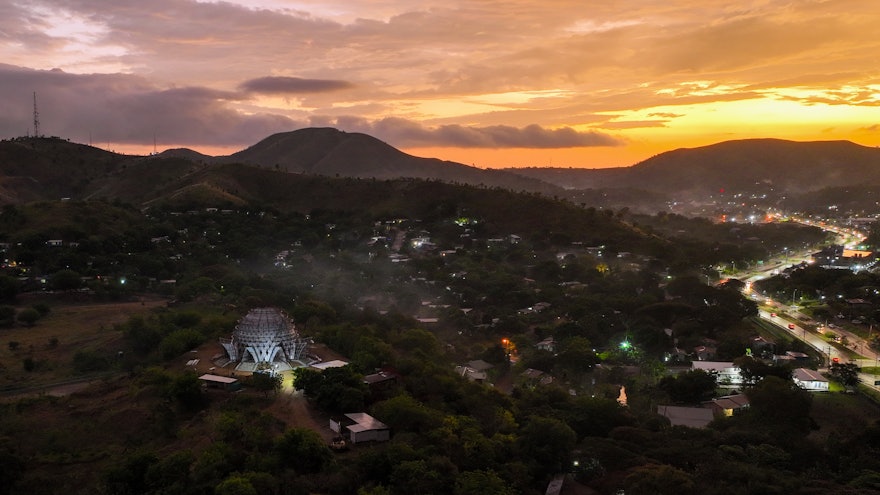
[
  {"xmin": 239, "ymin": 76, "xmax": 354, "ymax": 95},
  {"xmin": 0, "ymin": 64, "xmax": 619, "ymax": 153},
  {"xmin": 327, "ymin": 116, "xmax": 623, "ymax": 148},
  {"xmin": 0, "ymin": 64, "xmax": 300, "ymax": 148},
  {"xmin": 648, "ymin": 112, "xmax": 682, "ymax": 118}
]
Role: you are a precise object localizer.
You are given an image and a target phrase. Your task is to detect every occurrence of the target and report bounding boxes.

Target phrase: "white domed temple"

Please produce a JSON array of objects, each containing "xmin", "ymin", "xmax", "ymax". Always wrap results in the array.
[{"xmin": 220, "ymin": 307, "xmax": 309, "ymax": 372}]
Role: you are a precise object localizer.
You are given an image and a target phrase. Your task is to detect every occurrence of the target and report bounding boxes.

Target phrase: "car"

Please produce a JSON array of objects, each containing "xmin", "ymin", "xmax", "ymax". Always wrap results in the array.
[
  {"xmin": 788, "ymin": 323, "xmax": 795, "ymax": 330},
  {"xmin": 832, "ymin": 357, "xmax": 840, "ymax": 363},
  {"xmin": 770, "ymin": 313, "xmax": 777, "ymax": 317}
]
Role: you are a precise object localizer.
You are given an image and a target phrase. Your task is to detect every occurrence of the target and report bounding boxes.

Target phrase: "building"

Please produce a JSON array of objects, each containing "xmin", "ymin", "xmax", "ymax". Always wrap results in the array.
[
  {"xmin": 219, "ymin": 307, "xmax": 309, "ymax": 372},
  {"xmin": 703, "ymin": 394, "xmax": 750, "ymax": 417},
  {"xmin": 330, "ymin": 413, "xmax": 390, "ymax": 444},
  {"xmin": 792, "ymin": 368, "xmax": 830, "ymax": 391},
  {"xmin": 198, "ymin": 374, "xmax": 241, "ymax": 391},
  {"xmin": 657, "ymin": 405, "xmax": 716, "ymax": 428},
  {"xmin": 535, "ymin": 337, "xmax": 557, "ymax": 353},
  {"xmin": 691, "ymin": 361, "xmax": 743, "ymax": 387}
]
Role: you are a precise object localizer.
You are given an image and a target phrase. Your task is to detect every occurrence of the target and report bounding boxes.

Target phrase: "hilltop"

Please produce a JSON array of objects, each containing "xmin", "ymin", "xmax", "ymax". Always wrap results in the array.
[{"xmin": 506, "ymin": 138, "xmax": 880, "ymax": 196}]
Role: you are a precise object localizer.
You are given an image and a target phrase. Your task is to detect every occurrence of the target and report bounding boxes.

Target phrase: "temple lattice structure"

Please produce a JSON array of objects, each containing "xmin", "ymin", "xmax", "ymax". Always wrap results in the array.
[{"xmin": 220, "ymin": 308, "xmax": 308, "ymax": 370}]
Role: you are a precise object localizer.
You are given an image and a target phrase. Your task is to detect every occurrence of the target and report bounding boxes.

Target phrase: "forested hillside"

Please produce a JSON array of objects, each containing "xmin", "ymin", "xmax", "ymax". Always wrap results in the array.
[{"xmin": 0, "ymin": 175, "xmax": 869, "ymax": 495}]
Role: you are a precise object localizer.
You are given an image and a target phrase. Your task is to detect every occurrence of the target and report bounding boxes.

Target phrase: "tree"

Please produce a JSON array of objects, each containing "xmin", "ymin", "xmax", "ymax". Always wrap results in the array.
[
  {"xmin": 274, "ymin": 428, "xmax": 333, "ymax": 474},
  {"xmin": 518, "ymin": 416, "xmax": 576, "ymax": 476},
  {"xmin": 743, "ymin": 375, "xmax": 813, "ymax": 435},
  {"xmin": 250, "ymin": 371, "xmax": 282, "ymax": 396},
  {"xmin": 215, "ymin": 476, "xmax": 258, "ymax": 495},
  {"xmin": 733, "ymin": 356, "xmax": 792, "ymax": 385},
  {"xmin": 657, "ymin": 370, "xmax": 717, "ymax": 404},
  {"xmin": 455, "ymin": 470, "xmax": 513, "ymax": 495},
  {"xmin": 50, "ymin": 268, "xmax": 82, "ymax": 291},
  {"xmin": 167, "ymin": 371, "xmax": 207, "ymax": 411},
  {"xmin": 829, "ymin": 361, "xmax": 860, "ymax": 388},
  {"xmin": 0, "ymin": 275, "xmax": 19, "ymax": 303},
  {"xmin": 623, "ymin": 464, "xmax": 695, "ymax": 495},
  {"xmin": 556, "ymin": 336, "xmax": 598, "ymax": 374},
  {"xmin": 16, "ymin": 308, "xmax": 40, "ymax": 327}
]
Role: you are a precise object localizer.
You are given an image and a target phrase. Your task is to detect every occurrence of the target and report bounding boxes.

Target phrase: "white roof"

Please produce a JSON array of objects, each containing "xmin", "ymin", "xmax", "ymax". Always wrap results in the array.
[
  {"xmin": 198, "ymin": 374, "xmax": 238, "ymax": 384},
  {"xmin": 794, "ymin": 368, "xmax": 828, "ymax": 382},
  {"xmin": 312, "ymin": 359, "xmax": 349, "ymax": 370},
  {"xmin": 344, "ymin": 412, "xmax": 389, "ymax": 431}
]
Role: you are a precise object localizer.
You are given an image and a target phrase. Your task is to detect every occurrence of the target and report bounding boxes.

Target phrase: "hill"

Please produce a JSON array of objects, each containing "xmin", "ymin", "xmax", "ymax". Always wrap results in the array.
[
  {"xmin": 222, "ymin": 127, "xmax": 559, "ymax": 193},
  {"xmin": 0, "ymin": 130, "xmax": 561, "ymax": 206},
  {"xmin": 5, "ymin": 133, "xmax": 880, "ymax": 213},
  {"xmin": 508, "ymin": 139, "xmax": 880, "ymax": 197}
]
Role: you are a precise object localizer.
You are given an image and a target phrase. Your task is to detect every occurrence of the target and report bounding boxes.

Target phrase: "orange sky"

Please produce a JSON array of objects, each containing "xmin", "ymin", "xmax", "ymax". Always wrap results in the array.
[{"xmin": 1, "ymin": 1, "xmax": 878, "ymax": 168}]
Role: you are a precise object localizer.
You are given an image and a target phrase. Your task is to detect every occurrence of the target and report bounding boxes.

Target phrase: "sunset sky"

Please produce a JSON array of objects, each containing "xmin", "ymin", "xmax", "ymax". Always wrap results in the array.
[{"xmin": 1, "ymin": 0, "xmax": 878, "ymax": 168}]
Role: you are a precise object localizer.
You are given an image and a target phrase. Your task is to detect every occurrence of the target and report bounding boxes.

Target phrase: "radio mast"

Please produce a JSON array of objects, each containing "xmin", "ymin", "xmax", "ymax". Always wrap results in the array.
[{"xmin": 32, "ymin": 92, "xmax": 40, "ymax": 137}]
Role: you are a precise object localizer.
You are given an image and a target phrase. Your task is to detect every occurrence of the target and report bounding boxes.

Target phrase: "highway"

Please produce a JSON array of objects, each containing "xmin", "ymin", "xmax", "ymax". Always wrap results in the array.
[{"xmin": 738, "ymin": 216, "xmax": 880, "ymax": 387}]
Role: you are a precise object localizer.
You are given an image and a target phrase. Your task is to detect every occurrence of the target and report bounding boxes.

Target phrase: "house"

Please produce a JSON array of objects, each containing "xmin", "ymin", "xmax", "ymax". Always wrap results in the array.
[
  {"xmin": 467, "ymin": 360, "xmax": 494, "ymax": 373},
  {"xmin": 455, "ymin": 365, "xmax": 488, "ymax": 383},
  {"xmin": 703, "ymin": 394, "xmax": 749, "ymax": 417},
  {"xmin": 521, "ymin": 368, "xmax": 554, "ymax": 386},
  {"xmin": 785, "ymin": 351, "xmax": 810, "ymax": 361},
  {"xmin": 792, "ymin": 368, "xmax": 829, "ymax": 391},
  {"xmin": 691, "ymin": 361, "xmax": 743, "ymax": 386},
  {"xmin": 657, "ymin": 405, "xmax": 715, "ymax": 428},
  {"xmin": 330, "ymin": 413, "xmax": 390, "ymax": 444},
  {"xmin": 535, "ymin": 337, "xmax": 557, "ymax": 353},
  {"xmin": 363, "ymin": 370, "xmax": 399, "ymax": 391}
]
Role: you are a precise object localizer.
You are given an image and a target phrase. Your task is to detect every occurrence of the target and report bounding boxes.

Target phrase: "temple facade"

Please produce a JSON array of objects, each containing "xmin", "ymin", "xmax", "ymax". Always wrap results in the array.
[{"xmin": 220, "ymin": 307, "xmax": 308, "ymax": 369}]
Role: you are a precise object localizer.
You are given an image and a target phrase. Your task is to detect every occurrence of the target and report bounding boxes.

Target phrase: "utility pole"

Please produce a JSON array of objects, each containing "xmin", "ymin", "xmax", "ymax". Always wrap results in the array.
[{"xmin": 32, "ymin": 92, "xmax": 40, "ymax": 137}]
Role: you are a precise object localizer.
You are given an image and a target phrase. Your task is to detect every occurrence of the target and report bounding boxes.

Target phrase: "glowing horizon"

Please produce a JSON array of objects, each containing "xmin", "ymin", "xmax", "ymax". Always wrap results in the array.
[{"xmin": 1, "ymin": 1, "xmax": 878, "ymax": 168}]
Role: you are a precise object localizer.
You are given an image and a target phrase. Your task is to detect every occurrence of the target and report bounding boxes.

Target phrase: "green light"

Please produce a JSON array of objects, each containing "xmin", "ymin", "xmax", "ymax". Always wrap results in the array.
[{"xmin": 620, "ymin": 340, "xmax": 631, "ymax": 350}]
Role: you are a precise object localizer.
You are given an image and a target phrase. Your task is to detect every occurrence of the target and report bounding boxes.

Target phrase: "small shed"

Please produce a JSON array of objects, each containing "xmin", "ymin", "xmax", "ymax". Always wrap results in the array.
[
  {"xmin": 330, "ymin": 413, "xmax": 390, "ymax": 444},
  {"xmin": 311, "ymin": 359, "xmax": 349, "ymax": 370},
  {"xmin": 198, "ymin": 374, "xmax": 241, "ymax": 391}
]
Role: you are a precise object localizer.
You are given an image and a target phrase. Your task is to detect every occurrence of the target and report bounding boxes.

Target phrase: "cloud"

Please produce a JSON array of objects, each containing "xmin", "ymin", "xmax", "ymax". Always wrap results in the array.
[
  {"xmin": 0, "ymin": 64, "xmax": 619, "ymax": 152},
  {"xmin": 239, "ymin": 76, "xmax": 354, "ymax": 95},
  {"xmin": 602, "ymin": 120, "xmax": 669, "ymax": 130},
  {"xmin": 327, "ymin": 116, "xmax": 623, "ymax": 148},
  {"xmin": 0, "ymin": 64, "xmax": 301, "ymax": 148}
]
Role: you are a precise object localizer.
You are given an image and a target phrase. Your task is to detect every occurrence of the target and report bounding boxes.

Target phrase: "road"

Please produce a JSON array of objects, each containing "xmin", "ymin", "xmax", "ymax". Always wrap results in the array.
[{"xmin": 759, "ymin": 299, "xmax": 880, "ymax": 389}]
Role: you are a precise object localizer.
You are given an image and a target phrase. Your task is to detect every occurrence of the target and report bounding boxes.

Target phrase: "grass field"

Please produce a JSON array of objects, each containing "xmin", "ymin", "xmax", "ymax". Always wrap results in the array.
[{"xmin": 0, "ymin": 294, "xmax": 169, "ymax": 390}]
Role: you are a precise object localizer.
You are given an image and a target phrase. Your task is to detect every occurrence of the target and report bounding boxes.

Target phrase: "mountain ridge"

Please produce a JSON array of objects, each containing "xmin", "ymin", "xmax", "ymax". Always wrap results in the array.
[
  {"xmin": 505, "ymin": 138, "xmax": 880, "ymax": 194},
  {"xmin": 3, "ymin": 131, "xmax": 880, "ymax": 211}
]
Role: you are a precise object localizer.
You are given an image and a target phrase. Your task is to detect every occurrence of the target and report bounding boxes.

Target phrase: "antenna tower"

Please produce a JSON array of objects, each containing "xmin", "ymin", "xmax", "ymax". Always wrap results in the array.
[{"xmin": 32, "ymin": 92, "xmax": 40, "ymax": 137}]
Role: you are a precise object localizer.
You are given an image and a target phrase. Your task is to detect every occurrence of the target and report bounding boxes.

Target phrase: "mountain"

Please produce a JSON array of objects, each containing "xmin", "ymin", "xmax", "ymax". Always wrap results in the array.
[
  {"xmin": 4, "ymin": 133, "xmax": 880, "ymax": 211},
  {"xmin": 221, "ymin": 127, "xmax": 559, "ymax": 193},
  {"xmin": 0, "ymin": 130, "xmax": 560, "ymax": 206},
  {"xmin": 508, "ymin": 139, "xmax": 880, "ymax": 196}
]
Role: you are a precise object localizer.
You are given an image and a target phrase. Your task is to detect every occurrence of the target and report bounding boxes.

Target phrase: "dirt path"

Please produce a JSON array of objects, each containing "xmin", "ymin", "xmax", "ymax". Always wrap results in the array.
[{"xmin": 263, "ymin": 379, "xmax": 336, "ymax": 442}]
